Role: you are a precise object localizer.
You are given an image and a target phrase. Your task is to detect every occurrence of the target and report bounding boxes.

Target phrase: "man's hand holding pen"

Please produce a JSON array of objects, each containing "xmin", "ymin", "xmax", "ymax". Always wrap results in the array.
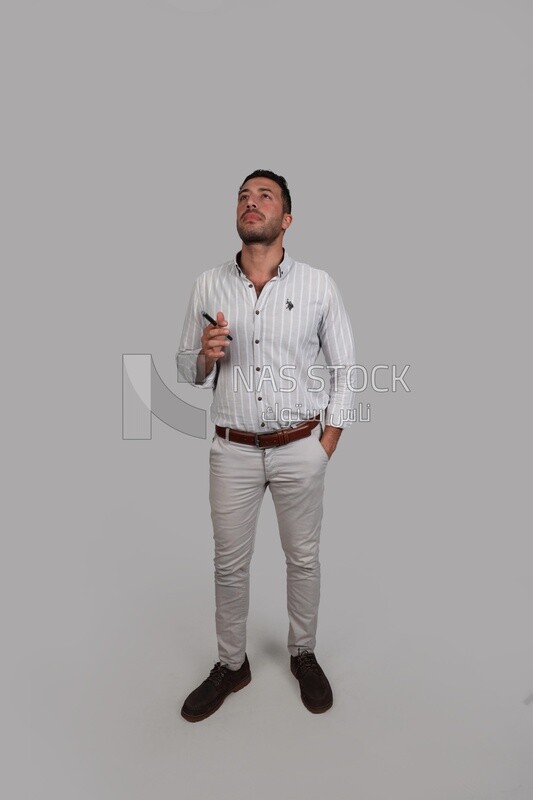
[
  {"xmin": 201, "ymin": 310, "xmax": 231, "ymax": 361},
  {"xmin": 195, "ymin": 311, "xmax": 231, "ymax": 383}
]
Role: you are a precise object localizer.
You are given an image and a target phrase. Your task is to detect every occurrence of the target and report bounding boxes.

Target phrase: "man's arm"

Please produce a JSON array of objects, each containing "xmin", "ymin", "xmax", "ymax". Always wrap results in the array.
[
  {"xmin": 319, "ymin": 424, "xmax": 343, "ymax": 459},
  {"xmin": 176, "ymin": 281, "xmax": 219, "ymax": 388},
  {"xmin": 317, "ymin": 273, "xmax": 357, "ymax": 457}
]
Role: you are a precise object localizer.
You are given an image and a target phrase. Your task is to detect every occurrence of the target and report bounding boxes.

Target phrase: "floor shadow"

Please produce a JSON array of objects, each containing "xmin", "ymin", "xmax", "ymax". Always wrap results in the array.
[{"xmin": 252, "ymin": 637, "xmax": 287, "ymax": 665}]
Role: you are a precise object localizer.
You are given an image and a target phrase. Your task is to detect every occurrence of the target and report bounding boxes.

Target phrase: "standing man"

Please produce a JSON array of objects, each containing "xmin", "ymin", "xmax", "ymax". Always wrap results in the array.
[{"xmin": 176, "ymin": 170, "xmax": 356, "ymax": 721}]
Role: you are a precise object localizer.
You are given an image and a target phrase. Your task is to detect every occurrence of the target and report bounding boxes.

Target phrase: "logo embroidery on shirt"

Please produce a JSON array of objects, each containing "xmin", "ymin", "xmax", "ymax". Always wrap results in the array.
[{"xmin": 286, "ymin": 299, "xmax": 294, "ymax": 310}]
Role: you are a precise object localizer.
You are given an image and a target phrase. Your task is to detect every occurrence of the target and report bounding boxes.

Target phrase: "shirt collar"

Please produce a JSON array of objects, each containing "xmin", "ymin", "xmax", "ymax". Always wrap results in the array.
[{"xmin": 234, "ymin": 249, "xmax": 293, "ymax": 280}]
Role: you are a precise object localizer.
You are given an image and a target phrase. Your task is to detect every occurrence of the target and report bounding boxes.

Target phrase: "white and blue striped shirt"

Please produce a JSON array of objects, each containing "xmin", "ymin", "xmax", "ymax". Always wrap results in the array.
[{"xmin": 176, "ymin": 251, "xmax": 356, "ymax": 432}]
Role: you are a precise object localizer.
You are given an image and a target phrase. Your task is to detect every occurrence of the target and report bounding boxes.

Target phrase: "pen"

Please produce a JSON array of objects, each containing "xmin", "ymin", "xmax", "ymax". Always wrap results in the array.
[{"xmin": 201, "ymin": 311, "xmax": 233, "ymax": 340}]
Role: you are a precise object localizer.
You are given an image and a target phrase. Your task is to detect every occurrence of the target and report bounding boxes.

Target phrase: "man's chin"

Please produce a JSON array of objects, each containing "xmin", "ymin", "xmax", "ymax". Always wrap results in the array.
[
  {"xmin": 238, "ymin": 227, "xmax": 278, "ymax": 246},
  {"xmin": 240, "ymin": 233, "xmax": 268, "ymax": 245}
]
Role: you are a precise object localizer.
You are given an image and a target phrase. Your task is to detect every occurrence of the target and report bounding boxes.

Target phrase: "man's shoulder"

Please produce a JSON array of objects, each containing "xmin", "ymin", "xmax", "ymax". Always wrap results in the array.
[
  {"xmin": 193, "ymin": 260, "xmax": 235, "ymax": 286},
  {"xmin": 289, "ymin": 258, "xmax": 332, "ymax": 283}
]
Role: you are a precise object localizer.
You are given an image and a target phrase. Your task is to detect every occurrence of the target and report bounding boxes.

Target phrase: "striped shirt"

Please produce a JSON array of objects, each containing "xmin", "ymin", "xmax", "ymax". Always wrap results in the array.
[{"xmin": 176, "ymin": 251, "xmax": 357, "ymax": 432}]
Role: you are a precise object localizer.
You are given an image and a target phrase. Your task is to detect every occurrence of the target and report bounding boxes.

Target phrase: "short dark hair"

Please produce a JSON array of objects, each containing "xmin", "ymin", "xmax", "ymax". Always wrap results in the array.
[{"xmin": 239, "ymin": 169, "xmax": 292, "ymax": 214}]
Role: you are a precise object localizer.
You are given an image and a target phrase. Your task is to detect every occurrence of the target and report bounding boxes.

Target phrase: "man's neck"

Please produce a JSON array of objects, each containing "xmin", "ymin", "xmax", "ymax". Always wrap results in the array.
[{"xmin": 239, "ymin": 242, "xmax": 285, "ymax": 279}]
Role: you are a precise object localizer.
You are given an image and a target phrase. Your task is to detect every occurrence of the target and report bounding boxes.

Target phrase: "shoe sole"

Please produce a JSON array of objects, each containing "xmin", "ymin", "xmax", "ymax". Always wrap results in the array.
[
  {"xmin": 180, "ymin": 674, "xmax": 251, "ymax": 722},
  {"xmin": 301, "ymin": 695, "xmax": 333, "ymax": 714}
]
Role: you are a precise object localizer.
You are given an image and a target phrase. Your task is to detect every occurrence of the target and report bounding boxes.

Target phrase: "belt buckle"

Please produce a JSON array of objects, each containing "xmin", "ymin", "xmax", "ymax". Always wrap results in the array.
[{"xmin": 255, "ymin": 431, "xmax": 273, "ymax": 448}]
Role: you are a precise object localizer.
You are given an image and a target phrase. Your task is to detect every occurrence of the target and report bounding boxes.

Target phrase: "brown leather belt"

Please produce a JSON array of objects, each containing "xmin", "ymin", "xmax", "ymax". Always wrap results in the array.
[{"xmin": 215, "ymin": 415, "xmax": 321, "ymax": 448}]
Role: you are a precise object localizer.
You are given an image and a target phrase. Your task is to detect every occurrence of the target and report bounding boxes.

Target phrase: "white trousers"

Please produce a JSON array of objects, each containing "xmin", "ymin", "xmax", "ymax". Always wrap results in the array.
[{"xmin": 209, "ymin": 423, "xmax": 329, "ymax": 670}]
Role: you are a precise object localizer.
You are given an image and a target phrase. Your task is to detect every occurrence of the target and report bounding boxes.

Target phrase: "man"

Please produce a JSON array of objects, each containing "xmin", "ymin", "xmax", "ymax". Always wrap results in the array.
[{"xmin": 176, "ymin": 170, "xmax": 356, "ymax": 721}]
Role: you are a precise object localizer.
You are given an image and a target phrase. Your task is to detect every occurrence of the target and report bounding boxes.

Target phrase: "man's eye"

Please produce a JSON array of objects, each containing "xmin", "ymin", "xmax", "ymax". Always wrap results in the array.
[{"xmin": 262, "ymin": 193, "xmax": 272, "ymax": 199}]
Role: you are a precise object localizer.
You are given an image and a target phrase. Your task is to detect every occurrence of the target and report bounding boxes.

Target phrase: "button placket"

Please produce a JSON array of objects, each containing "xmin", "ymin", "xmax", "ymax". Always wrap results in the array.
[
  {"xmin": 253, "ymin": 304, "xmax": 266, "ymax": 427},
  {"xmin": 239, "ymin": 272, "xmax": 257, "ymax": 311},
  {"xmin": 252, "ymin": 281, "xmax": 277, "ymax": 430}
]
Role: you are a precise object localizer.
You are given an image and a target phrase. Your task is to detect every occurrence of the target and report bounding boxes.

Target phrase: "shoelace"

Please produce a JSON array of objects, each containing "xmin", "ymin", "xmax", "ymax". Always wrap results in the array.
[
  {"xmin": 295, "ymin": 648, "xmax": 321, "ymax": 676},
  {"xmin": 207, "ymin": 662, "xmax": 229, "ymax": 687}
]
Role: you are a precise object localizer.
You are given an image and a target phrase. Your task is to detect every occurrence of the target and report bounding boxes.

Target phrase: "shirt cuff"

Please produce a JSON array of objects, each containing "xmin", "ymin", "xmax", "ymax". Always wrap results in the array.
[{"xmin": 176, "ymin": 351, "xmax": 217, "ymax": 388}]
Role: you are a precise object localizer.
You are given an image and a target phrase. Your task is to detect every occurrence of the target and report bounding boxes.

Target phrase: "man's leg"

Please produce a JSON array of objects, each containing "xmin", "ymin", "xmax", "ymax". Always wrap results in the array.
[
  {"xmin": 266, "ymin": 424, "xmax": 333, "ymax": 712},
  {"xmin": 266, "ymin": 424, "xmax": 329, "ymax": 656},
  {"xmin": 209, "ymin": 435, "xmax": 268, "ymax": 670}
]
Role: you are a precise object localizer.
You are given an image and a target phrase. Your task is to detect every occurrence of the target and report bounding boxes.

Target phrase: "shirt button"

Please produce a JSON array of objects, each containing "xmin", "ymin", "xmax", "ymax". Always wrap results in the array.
[
  {"xmin": 258, "ymin": 397, "xmax": 262, "ymax": 401},
  {"xmin": 248, "ymin": 283, "xmax": 253, "ymax": 288},
  {"xmin": 255, "ymin": 310, "xmax": 260, "ymax": 315},
  {"xmin": 255, "ymin": 339, "xmax": 259, "ymax": 344},
  {"xmin": 260, "ymin": 422, "xmax": 265, "ymax": 427},
  {"xmin": 256, "ymin": 367, "xmax": 260, "ymax": 371}
]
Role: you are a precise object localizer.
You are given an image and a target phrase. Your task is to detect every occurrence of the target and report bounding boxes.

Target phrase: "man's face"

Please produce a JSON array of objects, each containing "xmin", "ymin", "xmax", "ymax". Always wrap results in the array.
[{"xmin": 236, "ymin": 177, "xmax": 292, "ymax": 245}]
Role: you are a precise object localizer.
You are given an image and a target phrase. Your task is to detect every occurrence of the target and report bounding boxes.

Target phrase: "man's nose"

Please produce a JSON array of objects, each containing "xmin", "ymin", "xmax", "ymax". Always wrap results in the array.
[{"xmin": 246, "ymin": 197, "xmax": 257, "ymax": 209}]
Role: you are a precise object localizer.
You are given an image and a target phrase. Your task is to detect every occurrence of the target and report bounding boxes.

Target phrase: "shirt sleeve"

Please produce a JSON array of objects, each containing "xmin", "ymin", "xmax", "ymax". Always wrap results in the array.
[
  {"xmin": 318, "ymin": 274, "xmax": 357, "ymax": 428},
  {"xmin": 176, "ymin": 279, "xmax": 218, "ymax": 389}
]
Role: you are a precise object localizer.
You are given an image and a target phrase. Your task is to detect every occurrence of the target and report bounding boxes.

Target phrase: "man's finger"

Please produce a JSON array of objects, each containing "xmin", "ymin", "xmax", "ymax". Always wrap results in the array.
[{"xmin": 207, "ymin": 328, "xmax": 230, "ymax": 339}]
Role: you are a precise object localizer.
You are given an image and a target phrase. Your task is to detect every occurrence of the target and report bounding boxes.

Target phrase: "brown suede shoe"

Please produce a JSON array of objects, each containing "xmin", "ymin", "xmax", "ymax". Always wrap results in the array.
[
  {"xmin": 181, "ymin": 655, "xmax": 251, "ymax": 722},
  {"xmin": 290, "ymin": 648, "xmax": 333, "ymax": 713}
]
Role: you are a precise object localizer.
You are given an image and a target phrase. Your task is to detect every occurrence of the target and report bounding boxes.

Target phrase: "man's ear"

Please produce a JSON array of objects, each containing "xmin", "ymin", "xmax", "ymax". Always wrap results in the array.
[{"xmin": 282, "ymin": 214, "xmax": 293, "ymax": 231}]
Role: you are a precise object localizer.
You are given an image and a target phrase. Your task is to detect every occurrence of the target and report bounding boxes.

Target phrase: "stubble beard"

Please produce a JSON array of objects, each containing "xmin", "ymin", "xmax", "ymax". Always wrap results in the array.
[{"xmin": 237, "ymin": 216, "xmax": 283, "ymax": 246}]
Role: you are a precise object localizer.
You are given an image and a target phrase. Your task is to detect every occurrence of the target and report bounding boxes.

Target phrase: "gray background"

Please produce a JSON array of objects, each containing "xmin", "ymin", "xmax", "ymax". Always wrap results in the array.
[{"xmin": 3, "ymin": 0, "xmax": 532, "ymax": 798}]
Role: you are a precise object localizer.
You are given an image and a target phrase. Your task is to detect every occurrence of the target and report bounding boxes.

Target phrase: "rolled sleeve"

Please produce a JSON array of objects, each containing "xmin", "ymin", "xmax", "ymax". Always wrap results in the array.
[
  {"xmin": 318, "ymin": 275, "xmax": 357, "ymax": 428},
  {"xmin": 176, "ymin": 281, "xmax": 217, "ymax": 388}
]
